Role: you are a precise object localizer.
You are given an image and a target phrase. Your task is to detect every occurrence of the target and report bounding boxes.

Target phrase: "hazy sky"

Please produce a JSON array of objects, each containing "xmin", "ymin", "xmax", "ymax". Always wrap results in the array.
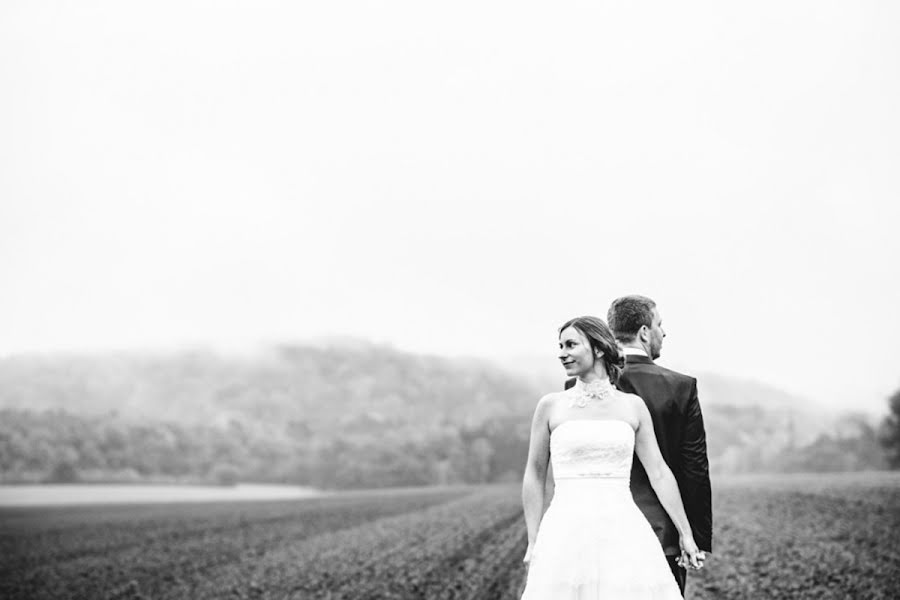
[{"xmin": 2, "ymin": 1, "xmax": 898, "ymax": 414}]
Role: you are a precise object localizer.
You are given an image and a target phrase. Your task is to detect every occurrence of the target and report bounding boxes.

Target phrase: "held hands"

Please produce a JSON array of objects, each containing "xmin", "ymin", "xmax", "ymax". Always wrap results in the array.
[{"xmin": 676, "ymin": 536, "xmax": 706, "ymax": 571}]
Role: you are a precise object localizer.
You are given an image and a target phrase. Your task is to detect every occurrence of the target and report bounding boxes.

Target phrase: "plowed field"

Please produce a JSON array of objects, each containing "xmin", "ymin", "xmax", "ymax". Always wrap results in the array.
[{"xmin": 2, "ymin": 473, "xmax": 898, "ymax": 599}]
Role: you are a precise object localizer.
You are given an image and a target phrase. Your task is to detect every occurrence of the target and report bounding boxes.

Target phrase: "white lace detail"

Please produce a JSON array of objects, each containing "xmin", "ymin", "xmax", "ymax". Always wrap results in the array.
[
  {"xmin": 569, "ymin": 378, "xmax": 615, "ymax": 408},
  {"xmin": 551, "ymin": 420, "xmax": 634, "ymax": 479}
]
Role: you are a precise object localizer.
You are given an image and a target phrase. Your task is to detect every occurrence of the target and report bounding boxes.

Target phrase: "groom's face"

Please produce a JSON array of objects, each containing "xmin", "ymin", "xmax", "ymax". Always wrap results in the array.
[{"xmin": 647, "ymin": 308, "xmax": 666, "ymax": 359}]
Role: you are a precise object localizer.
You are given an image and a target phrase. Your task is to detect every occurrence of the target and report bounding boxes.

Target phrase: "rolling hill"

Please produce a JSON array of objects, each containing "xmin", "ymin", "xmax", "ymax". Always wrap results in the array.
[{"xmin": 0, "ymin": 341, "xmax": 883, "ymax": 487}]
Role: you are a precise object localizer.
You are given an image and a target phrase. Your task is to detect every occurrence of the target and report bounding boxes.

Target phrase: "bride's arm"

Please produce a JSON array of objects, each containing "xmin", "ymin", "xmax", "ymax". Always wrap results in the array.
[
  {"xmin": 631, "ymin": 394, "xmax": 703, "ymax": 567},
  {"xmin": 521, "ymin": 395, "xmax": 552, "ymax": 562}
]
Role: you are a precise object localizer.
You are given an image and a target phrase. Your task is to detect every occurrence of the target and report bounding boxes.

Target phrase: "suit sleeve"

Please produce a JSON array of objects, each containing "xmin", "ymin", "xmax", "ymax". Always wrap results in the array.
[{"xmin": 679, "ymin": 378, "xmax": 713, "ymax": 552}]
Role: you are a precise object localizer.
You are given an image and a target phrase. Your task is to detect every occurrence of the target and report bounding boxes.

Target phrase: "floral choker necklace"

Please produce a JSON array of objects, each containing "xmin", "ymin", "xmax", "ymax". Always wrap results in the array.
[{"xmin": 571, "ymin": 378, "xmax": 615, "ymax": 408}]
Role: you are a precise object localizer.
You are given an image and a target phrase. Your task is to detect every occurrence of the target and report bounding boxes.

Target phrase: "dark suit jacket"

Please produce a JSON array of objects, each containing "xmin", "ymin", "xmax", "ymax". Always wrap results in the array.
[{"xmin": 565, "ymin": 355, "xmax": 712, "ymax": 554}]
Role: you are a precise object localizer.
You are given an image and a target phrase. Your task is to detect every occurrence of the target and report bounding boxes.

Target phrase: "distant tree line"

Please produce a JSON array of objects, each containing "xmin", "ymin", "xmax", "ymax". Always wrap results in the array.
[
  {"xmin": 879, "ymin": 387, "xmax": 900, "ymax": 468},
  {"xmin": 0, "ymin": 347, "xmax": 896, "ymax": 489},
  {"xmin": 0, "ymin": 409, "xmax": 532, "ymax": 488},
  {"xmin": 2, "ymin": 402, "xmax": 894, "ymax": 489},
  {"xmin": 0, "ymin": 345, "xmax": 539, "ymax": 488}
]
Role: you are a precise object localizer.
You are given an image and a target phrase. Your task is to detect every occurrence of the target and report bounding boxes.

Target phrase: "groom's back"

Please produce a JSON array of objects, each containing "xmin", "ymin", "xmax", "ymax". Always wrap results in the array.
[
  {"xmin": 616, "ymin": 356, "xmax": 699, "ymax": 556},
  {"xmin": 600, "ymin": 293, "xmax": 713, "ymax": 589}
]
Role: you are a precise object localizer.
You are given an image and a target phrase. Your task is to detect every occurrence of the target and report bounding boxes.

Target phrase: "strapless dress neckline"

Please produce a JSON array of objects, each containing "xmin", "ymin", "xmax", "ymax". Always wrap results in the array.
[{"xmin": 552, "ymin": 419, "xmax": 635, "ymax": 434}]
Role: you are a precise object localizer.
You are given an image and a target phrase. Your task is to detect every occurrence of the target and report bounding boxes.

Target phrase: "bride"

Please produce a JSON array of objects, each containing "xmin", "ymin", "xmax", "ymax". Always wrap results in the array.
[{"xmin": 520, "ymin": 316, "xmax": 703, "ymax": 599}]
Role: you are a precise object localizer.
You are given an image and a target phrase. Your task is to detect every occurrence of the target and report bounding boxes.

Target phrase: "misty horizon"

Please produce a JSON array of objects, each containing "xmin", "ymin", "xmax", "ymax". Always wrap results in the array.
[{"xmin": 0, "ymin": 334, "xmax": 885, "ymax": 417}]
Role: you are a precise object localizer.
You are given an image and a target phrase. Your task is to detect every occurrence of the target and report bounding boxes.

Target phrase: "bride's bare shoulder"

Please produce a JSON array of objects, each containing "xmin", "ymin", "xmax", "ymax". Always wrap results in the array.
[
  {"xmin": 533, "ymin": 390, "xmax": 567, "ymax": 413},
  {"xmin": 620, "ymin": 391, "xmax": 651, "ymax": 418},
  {"xmin": 617, "ymin": 390, "xmax": 643, "ymax": 404}
]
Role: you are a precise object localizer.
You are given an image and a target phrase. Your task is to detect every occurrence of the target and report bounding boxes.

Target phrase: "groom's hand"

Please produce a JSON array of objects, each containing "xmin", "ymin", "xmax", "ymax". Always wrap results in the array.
[
  {"xmin": 678, "ymin": 535, "xmax": 705, "ymax": 570},
  {"xmin": 677, "ymin": 550, "xmax": 706, "ymax": 570}
]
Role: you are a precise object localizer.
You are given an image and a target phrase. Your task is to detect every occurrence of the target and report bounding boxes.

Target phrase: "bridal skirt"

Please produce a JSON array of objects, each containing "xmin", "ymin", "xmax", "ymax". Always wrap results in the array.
[{"xmin": 521, "ymin": 477, "xmax": 683, "ymax": 600}]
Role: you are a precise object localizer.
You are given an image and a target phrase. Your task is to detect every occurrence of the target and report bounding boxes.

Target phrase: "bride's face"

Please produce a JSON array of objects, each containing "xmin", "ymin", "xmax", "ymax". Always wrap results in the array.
[{"xmin": 558, "ymin": 326, "xmax": 596, "ymax": 377}]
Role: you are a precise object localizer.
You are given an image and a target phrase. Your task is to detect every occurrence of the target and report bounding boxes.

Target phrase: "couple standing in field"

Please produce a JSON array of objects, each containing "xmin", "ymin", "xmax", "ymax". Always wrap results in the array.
[{"xmin": 520, "ymin": 295, "xmax": 713, "ymax": 599}]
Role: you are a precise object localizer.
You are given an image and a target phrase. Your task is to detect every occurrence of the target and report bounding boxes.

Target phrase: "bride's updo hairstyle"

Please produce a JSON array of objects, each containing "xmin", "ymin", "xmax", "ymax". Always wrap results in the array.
[{"xmin": 559, "ymin": 316, "xmax": 625, "ymax": 384}]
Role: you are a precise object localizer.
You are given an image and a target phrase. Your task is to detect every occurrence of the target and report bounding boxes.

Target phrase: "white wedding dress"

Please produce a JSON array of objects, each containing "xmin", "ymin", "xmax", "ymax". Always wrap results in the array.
[{"xmin": 521, "ymin": 419, "xmax": 683, "ymax": 599}]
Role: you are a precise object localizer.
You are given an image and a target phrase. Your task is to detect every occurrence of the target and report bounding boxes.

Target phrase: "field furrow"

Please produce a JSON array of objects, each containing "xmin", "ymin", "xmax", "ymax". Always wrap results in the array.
[
  {"xmin": 689, "ymin": 477, "xmax": 900, "ymax": 600},
  {"xmin": 178, "ymin": 486, "xmax": 521, "ymax": 600},
  {"xmin": 0, "ymin": 488, "xmax": 472, "ymax": 600},
  {"xmin": 2, "ymin": 474, "xmax": 898, "ymax": 600}
]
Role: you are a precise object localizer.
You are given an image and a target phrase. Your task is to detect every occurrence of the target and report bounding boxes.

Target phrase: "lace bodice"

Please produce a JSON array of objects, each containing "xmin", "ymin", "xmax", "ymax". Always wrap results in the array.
[{"xmin": 551, "ymin": 420, "xmax": 635, "ymax": 479}]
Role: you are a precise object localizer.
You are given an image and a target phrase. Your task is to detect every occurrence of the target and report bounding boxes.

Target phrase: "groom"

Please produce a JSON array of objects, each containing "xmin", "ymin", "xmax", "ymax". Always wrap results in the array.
[{"xmin": 565, "ymin": 295, "xmax": 712, "ymax": 595}]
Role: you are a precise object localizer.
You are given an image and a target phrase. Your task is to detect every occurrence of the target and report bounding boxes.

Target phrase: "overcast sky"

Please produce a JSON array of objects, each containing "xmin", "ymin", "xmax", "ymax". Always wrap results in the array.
[{"xmin": 2, "ymin": 1, "xmax": 898, "ymax": 414}]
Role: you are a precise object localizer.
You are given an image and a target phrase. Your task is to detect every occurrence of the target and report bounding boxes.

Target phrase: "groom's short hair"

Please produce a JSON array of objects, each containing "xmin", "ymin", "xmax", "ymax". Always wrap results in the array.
[{"xmin": 607, "ymin": 295, "xmax": 656, "ymax": 343}]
